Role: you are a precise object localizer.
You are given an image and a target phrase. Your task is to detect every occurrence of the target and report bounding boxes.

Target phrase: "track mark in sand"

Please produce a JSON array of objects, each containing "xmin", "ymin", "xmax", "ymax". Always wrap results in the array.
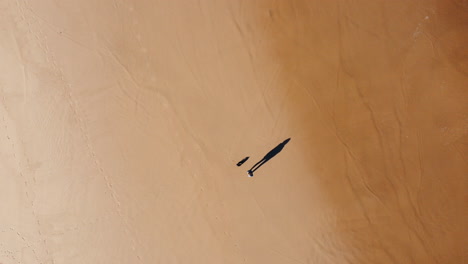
[
  {"xmin": 393, "ymin": 106, "xmax": 430, "ymax": 236},
  {"xmin": 414, "ymin": 130, "xmax": 426, "ymax": 224},
  {"xmin": 111, "ymin": 0, "xmax": 119, "ymax": 10},
  {"xmin": 298, "ymin": 74, "xmax": 386, "ymax": 207},
  {"xmin": 250, "ymin": 193, "xmax": 267, "ymax": 220},
  {"xmin": 343, "ymin": 153, "xmax": 399, "ymax": 264},
  {"xmin": 350, "ymin": 78, "xmax": 437, "ymax": 262},
  {"xmin": 406, "ymin": 130, "xmax": 440, "ymax": 264},
  {"xmin": 173, "ymin": 31, "xmax": 209, "ymax": 99},
  {"xmin": 8, "ymin": 29, "xmax": 28, "ymax": 102},
  {"xmin": 394, "ymin": 107, "xmax": 431, "ymax": 240},
  {"xmin": 291, "ymin": 77, "xmax": 332, "ymax": 120},
  {"xmin": 99, "ymin": 47, "xmax": 155, "ymax": 120},
  {"xmin": 100, "ymin": 43, "xmax": 143, "ymax": 91},
  {"xmin": 1, "ymin": 228, "xmax": 49, "ymax": 264},
  {"xmin": 114, "ymin": 81, "xmax": 154, "ymax": 120},
  {"xmin": 229, "ymin": 6, "xmax": 275, "ymax": 119},
  {"xmin": 11, "ymin": 1, "xmax": 144, "ymax": 262},
  {"xmin": 351, "ymin": 84, "xmax": 405, "ymax": 209},
  {"xmin": 0, "ymin": 90, "xmax": 43, "ymax": 263}
]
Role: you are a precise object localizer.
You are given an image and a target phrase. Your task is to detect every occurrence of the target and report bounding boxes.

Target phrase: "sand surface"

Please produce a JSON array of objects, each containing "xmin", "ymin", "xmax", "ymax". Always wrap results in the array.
[{"xmin": 1, "ymin": 0, "xmax": 467, "ymax": 263}]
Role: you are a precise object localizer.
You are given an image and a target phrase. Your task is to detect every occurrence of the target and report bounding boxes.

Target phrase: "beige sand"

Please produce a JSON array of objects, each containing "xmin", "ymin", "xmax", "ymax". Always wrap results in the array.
[{"xmin": 1, "ymin": 0, "xmax": 466, "ymax": 263}]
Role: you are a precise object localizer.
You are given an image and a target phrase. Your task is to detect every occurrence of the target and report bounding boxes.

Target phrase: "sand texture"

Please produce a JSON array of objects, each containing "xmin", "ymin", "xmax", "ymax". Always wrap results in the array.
[{"xmin": 0, "ymin": 0, "xmax": 467, "ymax": 263}]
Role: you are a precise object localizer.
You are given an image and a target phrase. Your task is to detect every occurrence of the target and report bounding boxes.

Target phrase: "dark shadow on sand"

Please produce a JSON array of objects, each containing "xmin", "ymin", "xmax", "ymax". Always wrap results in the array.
[
  {"xmin": 237, "ymin": 156, "xmax": 249, "ymax": 166},
  {"xmin": 248, "ymin": 138, "xmax": 290, "ymax": 176}
]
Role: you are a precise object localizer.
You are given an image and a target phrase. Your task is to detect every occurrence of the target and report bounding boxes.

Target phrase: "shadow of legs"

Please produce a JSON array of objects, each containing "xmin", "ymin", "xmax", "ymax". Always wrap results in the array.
[{"xmin": 251, "ymin": 158, "xmax": 268, "ymax": 173}]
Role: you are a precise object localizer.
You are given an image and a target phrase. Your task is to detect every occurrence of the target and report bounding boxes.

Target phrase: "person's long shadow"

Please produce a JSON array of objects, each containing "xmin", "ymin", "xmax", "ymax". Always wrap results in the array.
[{"xmin": 248, "ymin": 138, "xmax": 291, "ymax": 177}]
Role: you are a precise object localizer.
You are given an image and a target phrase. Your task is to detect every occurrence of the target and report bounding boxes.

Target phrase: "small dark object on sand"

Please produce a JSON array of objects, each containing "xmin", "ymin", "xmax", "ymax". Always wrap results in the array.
[{"xmin": 237, "ymin": 156, "xmax": 249, "ymax": 166}]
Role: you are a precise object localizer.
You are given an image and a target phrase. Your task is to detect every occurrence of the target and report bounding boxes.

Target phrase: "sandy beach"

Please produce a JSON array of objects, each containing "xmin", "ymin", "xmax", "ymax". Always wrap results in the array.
[{"xmin": 1, "ymin": 0, "xmax": 466, "ymax": 263}]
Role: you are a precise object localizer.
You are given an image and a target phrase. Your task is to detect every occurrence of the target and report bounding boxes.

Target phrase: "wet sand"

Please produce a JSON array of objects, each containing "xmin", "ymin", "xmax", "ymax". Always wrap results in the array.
[{"xmin": 1, "ymin": 0, "xmax": 466, "ymax": 263}]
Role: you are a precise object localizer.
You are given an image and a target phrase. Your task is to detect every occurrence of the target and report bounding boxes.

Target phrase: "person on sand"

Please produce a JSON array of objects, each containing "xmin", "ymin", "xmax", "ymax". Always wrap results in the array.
[{"xmin": 248, "ymin": 138, "xmax": 291, "ymax": 177}]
